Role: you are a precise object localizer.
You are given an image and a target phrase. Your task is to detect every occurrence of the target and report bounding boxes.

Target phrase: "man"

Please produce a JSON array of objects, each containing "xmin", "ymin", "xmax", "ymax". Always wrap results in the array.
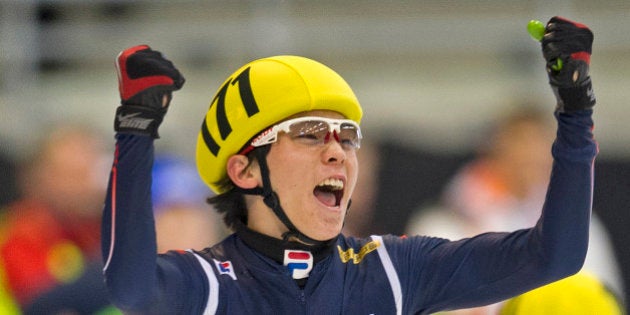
[
  {"xmin": 102, "ymin": 16, "xmax": 598, "ymax": 314},
  {"xmin": 0, "ymin": 124, "xmax": 108, "ymax": 308}
]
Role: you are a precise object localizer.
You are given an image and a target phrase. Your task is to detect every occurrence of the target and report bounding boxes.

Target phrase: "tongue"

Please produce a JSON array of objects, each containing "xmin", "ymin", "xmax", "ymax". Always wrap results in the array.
[{"xmin": 314, "ymin": 189, "xmax": 337, "ymax": 207}]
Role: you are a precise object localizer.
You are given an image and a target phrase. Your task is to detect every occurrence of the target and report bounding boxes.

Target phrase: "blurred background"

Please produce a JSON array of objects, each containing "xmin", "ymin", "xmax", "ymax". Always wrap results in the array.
[{"xmin": 0, "ymin": 0, "xmax": 628, "ymax": 313}]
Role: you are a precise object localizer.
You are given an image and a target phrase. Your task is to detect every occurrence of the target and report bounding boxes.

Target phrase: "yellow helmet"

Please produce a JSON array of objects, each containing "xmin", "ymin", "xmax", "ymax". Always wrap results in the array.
[
  {"xmin": 196, "ymin": 55, "xmax": 363, "ymax": 193},
  {"xmin": 500, "ymin": 272, "xmax": 623, "ymax": 315}
]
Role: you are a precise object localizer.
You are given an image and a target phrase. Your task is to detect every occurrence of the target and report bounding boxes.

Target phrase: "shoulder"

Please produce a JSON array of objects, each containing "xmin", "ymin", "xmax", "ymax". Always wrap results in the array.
[
  {"xmin": 166, "ymin": 234, "xmax": 243, "ymax": 281},
  {"xmin": 192, "ymin": 234, "xmax": 240, "ymax": 261},
  {"xmin": 336, "ymin": 234, "xmax": 441, "ymax": 265},
  {"xmin": 349, "ymin": 234, "xmax": 451, "ymax": 269},
  {"xmin": 339, "ymin": 233, "xmax": 444, "ymax": 251}
]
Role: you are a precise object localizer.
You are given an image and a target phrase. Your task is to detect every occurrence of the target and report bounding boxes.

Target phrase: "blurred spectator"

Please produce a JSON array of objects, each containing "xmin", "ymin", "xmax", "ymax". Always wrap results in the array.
[
  {"xmin": 0, "ymin": 263, "xmax": 20, "ymax": 315},
  {"xmin": 0, "ymin": 124, "xmax": 111, "ymax": 310},
  {"xmin": 406, "ymin": 106, "xmax": 624, "ymax": 314},
  {"xmin": 151, "ymin": 153, "xmax": 224, "ymax": 252},
  {"xmin": 499, "ymin": 271, "xmax": 623, "ymax": 315},
  {"xmin": 0, "ymin": 143, "xmax": 19, "ymax": 209},
  {"xmin": 23, "ymin": 152, "xmax": 222, "ymax": 314},
  {"xmin": 0, "ymin": 143, "xmax": 20, "ymax": 314},
  {"xmin": 342, "ymin": 140, "xmax": 381, "ymax": 238},
  {"xmin": 24, "ymin": 261, "xmax": 116, "ymax": 315}
]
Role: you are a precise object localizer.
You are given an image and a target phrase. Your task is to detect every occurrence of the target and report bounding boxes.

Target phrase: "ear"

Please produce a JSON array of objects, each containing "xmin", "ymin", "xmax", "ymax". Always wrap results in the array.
[{"xmin": 226, "ymin": 155, "xmax": 261, "ymax": 189}]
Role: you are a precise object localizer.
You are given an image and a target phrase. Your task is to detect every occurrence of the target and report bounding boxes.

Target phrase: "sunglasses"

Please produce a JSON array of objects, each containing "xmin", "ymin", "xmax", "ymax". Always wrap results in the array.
[{"xmin": 241, "ymin": 116, "xmax": 362, "ymax": 154}]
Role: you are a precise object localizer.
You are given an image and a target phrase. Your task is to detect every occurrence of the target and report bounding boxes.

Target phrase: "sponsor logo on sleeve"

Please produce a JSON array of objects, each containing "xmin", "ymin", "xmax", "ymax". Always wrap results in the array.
[
  {"xmin": 337, "ymin": 240, "xmax": 380, "ymax": 264},
  {"xmin": 117, "ymin": 112, "xmax": 153, "ymax": 130}
]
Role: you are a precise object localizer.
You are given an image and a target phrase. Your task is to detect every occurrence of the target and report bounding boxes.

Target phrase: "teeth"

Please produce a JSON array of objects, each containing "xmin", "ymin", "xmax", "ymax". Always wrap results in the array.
[{"xmin": 317, "ymin": 178, "xmax": 344, "ymax": 190}]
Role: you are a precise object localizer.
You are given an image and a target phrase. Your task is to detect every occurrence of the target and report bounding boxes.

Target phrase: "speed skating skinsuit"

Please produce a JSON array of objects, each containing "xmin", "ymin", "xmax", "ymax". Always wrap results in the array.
[{"xmin": 102, "ymin": 109, "xmax": 596, "ymax": 314}]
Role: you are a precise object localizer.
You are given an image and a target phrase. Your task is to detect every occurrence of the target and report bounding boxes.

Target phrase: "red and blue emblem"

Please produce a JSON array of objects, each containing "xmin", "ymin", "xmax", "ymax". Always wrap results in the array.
[
  {"xmin": 213, "ymin": 259, "xmax": 237, "ymax": 280},
  {"xmin": 283, "ymin": 250, "xmax": 313, "ymax": 279}
]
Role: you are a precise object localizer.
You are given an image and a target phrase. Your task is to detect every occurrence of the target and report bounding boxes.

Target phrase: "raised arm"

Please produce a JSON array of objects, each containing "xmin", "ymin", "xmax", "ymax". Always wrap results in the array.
[
  {"xmin": 398, "ymin": 17, "xmax": 599, "ymax": 313},
  {"xmin": 101, "ymin": 45, "xmax": 185, "ymax": 311}
]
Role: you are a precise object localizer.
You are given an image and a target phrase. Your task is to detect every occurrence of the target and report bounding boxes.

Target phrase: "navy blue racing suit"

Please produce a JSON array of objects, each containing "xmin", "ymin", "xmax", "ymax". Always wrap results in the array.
[{"xmin": 102, "ymin": 110, "xmax": 597, "ymax": 314}]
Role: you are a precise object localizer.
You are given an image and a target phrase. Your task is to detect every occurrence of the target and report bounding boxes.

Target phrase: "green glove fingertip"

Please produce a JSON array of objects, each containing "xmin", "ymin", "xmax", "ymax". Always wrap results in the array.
[
  {"xmin": 551, "ymin": 58, "xmax": 563, "ymax": 71},
  {"xmin": 527, "ymin": 20, "xmax": 545, "ymax": 42},
  {"xmin": 528, "ymin": 19, "xmax": 563, "ymax": 71}
]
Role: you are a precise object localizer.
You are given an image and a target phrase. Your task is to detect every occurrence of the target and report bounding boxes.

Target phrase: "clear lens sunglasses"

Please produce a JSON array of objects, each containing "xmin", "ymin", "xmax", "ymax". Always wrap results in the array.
[{"xmin": 240, "ymin": 116, "xmax": 362, "ymax": 154}]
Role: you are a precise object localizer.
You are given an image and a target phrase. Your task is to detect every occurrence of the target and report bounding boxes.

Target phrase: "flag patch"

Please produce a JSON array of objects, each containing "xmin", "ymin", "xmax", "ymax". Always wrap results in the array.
[{"xmin": 213, "ymin": 259, "xmax": 237, "ymax": 280}]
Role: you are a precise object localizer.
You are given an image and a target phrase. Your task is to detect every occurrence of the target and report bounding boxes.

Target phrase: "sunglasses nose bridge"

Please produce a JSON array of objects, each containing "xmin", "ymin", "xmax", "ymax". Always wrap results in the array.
[
  {"xmin": 323, "ymin": 129, "xmax": 340, "ymax": 144},
  {"xmin": 329, "ymin": 121, "xmax": 342, "ymax": 135},
  {"xmin": 333, "ymin": 130, "xmax": 340, "ymax": 142}
]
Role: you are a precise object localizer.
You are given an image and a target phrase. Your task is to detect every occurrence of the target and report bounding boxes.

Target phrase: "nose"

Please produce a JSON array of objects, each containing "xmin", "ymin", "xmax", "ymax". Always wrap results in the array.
[{"xmin": 323, "ymin": 131, "xmax": 346, "ymax": 164}]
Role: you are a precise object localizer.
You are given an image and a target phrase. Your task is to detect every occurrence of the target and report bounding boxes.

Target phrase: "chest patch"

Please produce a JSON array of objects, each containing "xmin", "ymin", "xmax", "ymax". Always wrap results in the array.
[{"xmin": 283, "ymin": 250, "xmax": 313, "ymax": 279}]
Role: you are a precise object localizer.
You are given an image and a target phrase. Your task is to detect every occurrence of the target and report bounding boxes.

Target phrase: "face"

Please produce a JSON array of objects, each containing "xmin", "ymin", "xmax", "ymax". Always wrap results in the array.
[
  {"xmin": 490, "ymin": 119, "xmax": 553, "ymax": 198},
  {"xmin": 249, "ymin": 110, "xmax": 360, "ymax": 241},
  {"xmin": 25, "ymin": 126, "xmax": 110, "ymax": 219}
]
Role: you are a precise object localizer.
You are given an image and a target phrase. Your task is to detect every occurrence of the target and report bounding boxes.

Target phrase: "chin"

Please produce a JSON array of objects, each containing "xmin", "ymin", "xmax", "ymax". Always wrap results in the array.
[{"xmin": 314, "ymin": 225, "xmax": 343, "ymax": 241}]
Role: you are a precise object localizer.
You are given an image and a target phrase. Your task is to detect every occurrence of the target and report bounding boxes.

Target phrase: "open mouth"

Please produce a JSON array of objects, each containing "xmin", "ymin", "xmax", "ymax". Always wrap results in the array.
[{"xmin": 313, "ymin": 178, "xmax": 344, "ymax": 207}]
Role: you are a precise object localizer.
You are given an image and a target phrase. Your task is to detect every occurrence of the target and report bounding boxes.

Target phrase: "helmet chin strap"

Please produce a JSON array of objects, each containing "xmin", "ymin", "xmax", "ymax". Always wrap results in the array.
[{"xmin": 236, "ymin": 146, "xmax": 330, "ymax": 246}]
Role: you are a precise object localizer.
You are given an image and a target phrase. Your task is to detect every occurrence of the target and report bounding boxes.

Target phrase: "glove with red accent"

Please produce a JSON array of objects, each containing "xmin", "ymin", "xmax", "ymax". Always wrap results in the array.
[
  {"xmin": 114, "ymin": 45, "xmax": 185, "ymax": 138},
  {"xmin": 541, "ymin": 16, "xmax": 595, "ymax": 112}
]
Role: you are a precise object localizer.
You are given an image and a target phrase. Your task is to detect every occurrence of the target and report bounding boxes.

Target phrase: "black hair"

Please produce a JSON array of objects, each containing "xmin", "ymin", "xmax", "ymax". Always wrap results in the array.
[{"xmin": 207, "ymin": 189, "xmax": 247, "ymax": 230}]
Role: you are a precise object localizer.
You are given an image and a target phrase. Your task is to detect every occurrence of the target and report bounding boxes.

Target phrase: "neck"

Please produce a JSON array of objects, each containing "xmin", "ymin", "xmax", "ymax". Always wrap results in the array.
[{"xmin": 235, "ymin": 221, "xmax": 337, "ymax": 265}]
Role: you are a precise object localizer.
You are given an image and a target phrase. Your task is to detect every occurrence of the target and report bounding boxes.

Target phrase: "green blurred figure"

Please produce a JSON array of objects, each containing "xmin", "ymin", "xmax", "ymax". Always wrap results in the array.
[{"xmin": 0, "ymin": 262, "xmax": 20, "ymax": 315}]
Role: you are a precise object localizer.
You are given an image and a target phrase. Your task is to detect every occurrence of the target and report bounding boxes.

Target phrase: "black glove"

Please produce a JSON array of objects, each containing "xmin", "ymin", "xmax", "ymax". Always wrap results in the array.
[
  {"xmin": 541, "ymin": 16, "xmax": 595, "ymax": 112},
  {"xmin": 114, "ymin": 45, "xmax": 185, "ymax": 138}
]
